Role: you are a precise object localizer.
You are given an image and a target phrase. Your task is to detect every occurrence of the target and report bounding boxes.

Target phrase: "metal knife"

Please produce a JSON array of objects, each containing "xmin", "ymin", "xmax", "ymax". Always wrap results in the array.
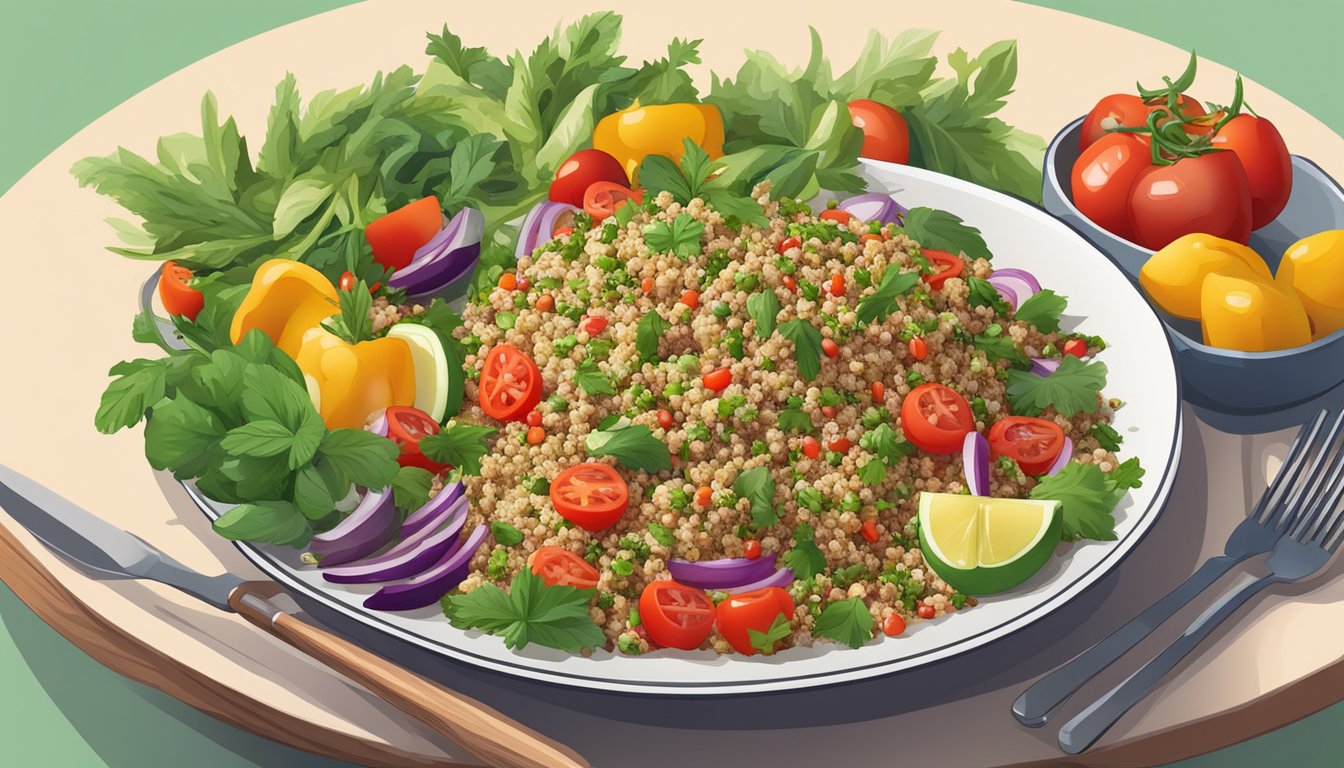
[{"xmin": 0, "ymin": 464, "xmax": 588, "ymax": 768}]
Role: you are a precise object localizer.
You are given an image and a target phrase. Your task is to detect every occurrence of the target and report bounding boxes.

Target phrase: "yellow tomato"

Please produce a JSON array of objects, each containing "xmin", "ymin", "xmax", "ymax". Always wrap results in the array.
[
  {"xmin": 1276, "ymin": 230, "xmax": 1344, "ymax": 339},
  {"xmin": 593, "ymin": 103, "xmax": 725, "ymax": 181},
  {"xmin": 1200, "ymin": 272, "xmax": 1311, "ymax": 352},
  {"xmin": 1139, "ymin": 233, "xmax": 1271, "ymax": 320}
]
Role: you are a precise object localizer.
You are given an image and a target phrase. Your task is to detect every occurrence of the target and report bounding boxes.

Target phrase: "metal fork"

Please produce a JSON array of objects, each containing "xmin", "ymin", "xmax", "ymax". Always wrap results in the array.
[
  {"xmin": 1058, "ymin": 408, "xmax": 1344, "ymax": 753},
  {"xmin": 1013, "ymin": 408, "xmax": 1335, "ymax": 727}
]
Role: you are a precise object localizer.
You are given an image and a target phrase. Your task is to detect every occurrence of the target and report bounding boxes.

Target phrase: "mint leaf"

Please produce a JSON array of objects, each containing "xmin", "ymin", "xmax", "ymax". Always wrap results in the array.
[
  {"xmin": 419, "ymin": 422, "xmax": 497, "ymax": 476},
  {"xmin": 575, "ymin": 357, "xmax": 616, "ymax": 397},
  {"xmin": 733, "ymin": 466, "xmax": 778, "ymax": 527},
  {"xmin": 814, "ymin": 598, "xmax": 874, "ymax": 649},
  {"xmin": 1014, "ymin": 289, "xmax": 1067, "ymax": 334},
  {"xmin": 778, "ymin": 319, "xmax": 823, "ymax": 381},
  {"xmin": 585, "ymin": 424, "xmax": 671, "ymax": 472},
  {"xmin": 746, "ymin": 290, "xmax": 781, "ymax": 339},
  {"xmin": 1006, "ymin": 356, "xmax": 1107, "ymax": 417}
]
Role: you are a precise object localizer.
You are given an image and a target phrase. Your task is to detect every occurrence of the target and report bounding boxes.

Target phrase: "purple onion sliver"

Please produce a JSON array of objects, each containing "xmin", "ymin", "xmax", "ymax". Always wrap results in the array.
[
  {"xmin": 308, "ymin": 487, "xmax": 398, "ymax": 566},
  {"xmin": 667, "ymin": 554, "xmax": 778, "ymax": 589},
  {"xmin": 363, "ymin": 524, "xmax": 488, "ymax": 611},
  {"xmin": 325, "ymin": 493, "xmax": 468, "ymax": 575},
  {"xmin": 1047, "ymin": 437, "xmax": 1075, "ymax": 476},
  {"xmin": 1030, "ymin": 357, "xmax": 1061, "ymax": 377},
  {"xmin": 988, "ymin": 273, "xmax": 1037, "ymax": 307},
  {"xmin": 366, "ymin": 412, "xmax": 388, "ymax": 438},
  {"xmin": 406, "ymin": 210, "xmax": 460, "ymax": 265},
  {"xmin": 516, "ymin": 201, "xmax": 579, "ymax": 259},
  {"xmin": 989, "ymin": 268, "xmax": 1042, "ymax": 294},
  {"xmin": 837, "ymin": 193, "xmax": 906, "ymax": 226},
  {"xmin": 388, "ymin": 207, "xmax": 484, "ymax": 295},
  {"xmin": 322, "ymin": 508, "xmax": 469, "ymax": 584},
  {"xmin": 962, "ymin": 431, "xmax": 990, "ymax": 497},
  {"xmin": 987, "ymin": 277, "xmax": 1019, "ymax": 310},
  {"xmin": 724, "ymin": 567, "xmax": 796, "ymax": 594},
  {"xmin": 401, "ymin": 481, "xmax": 464, "ymax": 537}
]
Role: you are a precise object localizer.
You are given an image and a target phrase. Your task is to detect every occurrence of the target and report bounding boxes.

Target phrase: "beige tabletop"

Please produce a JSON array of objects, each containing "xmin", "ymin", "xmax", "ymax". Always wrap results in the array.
[{"xmin": 2, "ymin": 1, "xmax": 1344, "ymax": 766}]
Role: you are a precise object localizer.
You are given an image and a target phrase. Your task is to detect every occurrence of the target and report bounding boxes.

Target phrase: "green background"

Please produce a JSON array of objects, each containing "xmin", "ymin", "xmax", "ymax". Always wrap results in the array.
[{"xmin": 1, "ymin": 1, "xmax": 1340, "ymax": 765}]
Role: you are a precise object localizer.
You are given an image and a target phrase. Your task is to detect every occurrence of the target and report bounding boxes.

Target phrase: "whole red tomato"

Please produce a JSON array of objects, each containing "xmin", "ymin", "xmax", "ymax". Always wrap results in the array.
[
  {"xmin": 1079, "ymin": 93, "xmax": 1204, "ymax": 151},
  {"xmin": 1070, "ymin": 132, "xmax": 1151, "ymax": 241},
  {"xmin": 1212, "ymin": 115, "xmax": 1292, "ymax": 230},
  {"xmin": 847, "ymin": 100, "xmax": 910, "ymax": 164},
  {"xmin": 1127, "ymin": 151, "xmax": 1252, "ymax": 250},
  {"xmin": 549, "ymin": 149, "xmax": 629, "ymax": 208}
]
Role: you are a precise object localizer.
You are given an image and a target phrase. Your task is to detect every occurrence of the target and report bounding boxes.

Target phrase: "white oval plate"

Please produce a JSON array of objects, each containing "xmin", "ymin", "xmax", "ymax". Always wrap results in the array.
[{"xmin": 186, "ymin": 159, "xmax": 1182, "ymax": 695}]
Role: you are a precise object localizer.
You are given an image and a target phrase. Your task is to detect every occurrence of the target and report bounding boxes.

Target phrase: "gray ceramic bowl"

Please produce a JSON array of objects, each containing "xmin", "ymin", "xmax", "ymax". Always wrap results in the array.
[{"xmin": 1043, "ymin": 116, "xmax": 1344, "ymax": 415}]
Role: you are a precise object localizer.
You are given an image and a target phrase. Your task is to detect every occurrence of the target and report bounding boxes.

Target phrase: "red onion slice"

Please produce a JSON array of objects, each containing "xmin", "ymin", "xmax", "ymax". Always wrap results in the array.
[
  {"xmin": 987, "ymin": 277, "xmax": 1020, "ymax": 309},
  {"xmin": 389, "ymin": 207, "xmax": 484, "ymax": 296},
  {"xmin": 308, "ymin": 487, "xmax": 397, "ymax": 566},
  {"xmin": 515, "ymin": 201, "xmax": 579, "ymax": 259},
  {"xmin": 364, "ymin": 523, "xmax": 488, "ymax": 611},
  {"xmin": 963, "ymin": 431, "xmax": 990, "ymax": 496},
  {"xmin": 1030, "ymin": 357, "xmax": 1061, "ymax": 377},
  {"xmin": 837, "ymin": 193, "xmax": 907, "ymax": 225},
  {"xmin": 1046, "ymin": 436, "xmax": 1075, "ymax": 476},
  {"xmin": 321, "ymin": 503, "xmax": 469, "ymax": 584},
  {"xmin": 667, "ymin": 554, "xmax": 778, "ymax": 589},
  {"xmin": 366, "ymin": 412, "xmax": 388, "ymax": 438},
  {"xmin": 401, "ymin": 481, "xmax": 465, "ymax": 538},
  {"xmin": 990, "ymin": 268, "xmax": 1041, "ymax": 294},
  {"xmin": 989, "ymin": 274, "xmax": 1037, "ymax": 309},
  {"xmin": 724, "ymin": 567, "xmax": 795, "ymax": 594}
]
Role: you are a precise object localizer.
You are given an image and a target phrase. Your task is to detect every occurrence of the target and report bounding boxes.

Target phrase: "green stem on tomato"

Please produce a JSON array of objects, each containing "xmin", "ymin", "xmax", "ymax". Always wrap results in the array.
[{"xmin": 1137, "ymin": 51, "xmax": 1198, "ymax": 101}]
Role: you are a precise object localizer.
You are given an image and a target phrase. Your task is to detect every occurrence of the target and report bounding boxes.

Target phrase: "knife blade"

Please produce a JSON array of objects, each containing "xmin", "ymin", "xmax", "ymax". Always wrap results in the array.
[
  {"xmin": 0, "ymin": 463, "xmax": 589, "ymax": 768},
  {"xmin": 0, "ymin": 464, "xmax": 240, "ymax": 608}
]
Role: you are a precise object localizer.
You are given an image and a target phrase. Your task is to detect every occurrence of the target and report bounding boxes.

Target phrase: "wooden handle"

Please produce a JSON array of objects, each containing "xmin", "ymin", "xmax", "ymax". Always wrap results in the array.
[{"xmin": 229, "ymin": 582, "xmax": 588, "ymax": 768}]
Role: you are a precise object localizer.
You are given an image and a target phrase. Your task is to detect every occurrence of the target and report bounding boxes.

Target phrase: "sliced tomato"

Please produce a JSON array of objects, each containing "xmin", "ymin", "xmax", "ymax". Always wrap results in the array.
[
  {"xmin": 364, "ymin": 197, "xmax": 443, "ymax": 271},
  {"xmin": 550, "ymin": 149, "xmax": 629, "ymax": 208},
  {"xmin": 383, "ymin": 406, "xmax": 449, "ymax": 473},
  {"xmin": 988, "ymin": 416, "xmax": 1066, "ymax": 476},
  {"xmin": 639, "ymin": 581, "xmax": 716, "ymax": 650},
  {"xmin": 922, "ymin": 250, "xmax": 965, "ymax": 291},
  {"xmin": 583, "ymin": 181, "xmax": 644, "ymax": 221},
  {"xmin": 158, "ymin": 260, "xmax": 204, "ymax": 320},
  {"xmin": 715, "ymin": 587, "xmax": 794, "ymax": 656},
  {"xmin": 901, "ymin": 383, "xmax": 974, "ymax": 454},
  {"xmin": 529, "ymin": 546, "xmax": 600, "ymax": 590},
  {"xmin": 478, "ymin": 344, "xmax": 542, "ymax": 422},
  {"xmin": 550, "ymin": 463, "xmax": 629, "ymax": 531}
]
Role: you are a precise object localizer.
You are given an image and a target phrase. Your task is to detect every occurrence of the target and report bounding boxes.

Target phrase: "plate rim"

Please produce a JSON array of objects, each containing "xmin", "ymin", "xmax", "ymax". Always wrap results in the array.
[{"xmin": 179, "ymin": 160, "xmax": 1184, "ymax": 695}]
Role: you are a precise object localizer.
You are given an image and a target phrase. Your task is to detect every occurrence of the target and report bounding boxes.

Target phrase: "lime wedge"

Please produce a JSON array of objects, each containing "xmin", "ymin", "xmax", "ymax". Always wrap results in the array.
[{"xmin": 918, "ymin": 492, "xmax": 1061, "ymax": 595}]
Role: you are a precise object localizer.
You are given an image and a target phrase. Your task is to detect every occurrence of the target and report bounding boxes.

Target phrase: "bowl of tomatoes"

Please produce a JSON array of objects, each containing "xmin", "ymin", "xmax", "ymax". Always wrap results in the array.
[{"xmin": 1040, "ymin": 57, "xmax": 1344, "ymax": 415}]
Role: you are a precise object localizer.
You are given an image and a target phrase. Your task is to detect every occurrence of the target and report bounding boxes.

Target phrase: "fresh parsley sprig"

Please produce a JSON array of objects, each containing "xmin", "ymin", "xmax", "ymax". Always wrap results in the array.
[
  {"xmin": 1006, "ymin": 356, "xmax": 1108, "ymax": 417},
  {"xmin": 419, "ymin": 422, "xmax": 497, "ymax": 475},
  {"xmin": 442, "ymin": 569, "xmax": 605, "ymax": 652},
  {"xmin": 585, "ymin": 423, "xmax": 671, "ymax": 472}
]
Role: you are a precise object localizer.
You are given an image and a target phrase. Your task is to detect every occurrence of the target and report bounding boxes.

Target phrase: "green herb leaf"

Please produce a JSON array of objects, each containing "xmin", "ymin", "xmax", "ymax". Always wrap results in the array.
[
  {"xmin": 858, "ymin": 459, "xmax": 886, "ymax": 485},
  {"xmin": 1006, "ymin": 356, "xmax": 1108, "ymax": 417},
  {"xmin": 317, "ymin": 428, "xmax": 401, "ymax": 489},
  {"xmin": 1014, "ymin": 289, "xmax": 1067, "ymax": 334},
  {"xmin": 144, "ymin": 397, "xmax": 226, "ymax": 477},
  {"xmin": 390, "ymin": 465, "xmax": 435, "ymax": 513},
  {"xmin": 734, "ymin": 466, "xmax": 778, "ymax": 527},
  {"xmin": 782, "ymin": 522, "xmax": 827, "ymax": 580},
  {"xmin": 813, "ymin": 598, "xmax": 874, "ymax": 649},
  {"xmin": 902, "ymin": 207, "xmax": 990, "ymax": 261},
  {"xmin": 575, "ymin": 357, "xmax": 617, "ymax": 397},
  {"xmin": 776, "ymin": 406, "xmax": 813, "ymax": 433},
  {"xmin": 856, "ymin": 266, "xmax": 921, "ymax": 325},
  {"xmin": 974, "ymin": 333, "xmax": 1030, "ymax": 368},
  {"xmin": 967, "ymin": 276, "xmax": 1013, "ymax": 314},
  {"xmin": 643, "ymin": 213, "xmax": 704, "ymax": 260},
  {"xmin": 648, "ymin": 522, "xmax": 674, "ymax": 547},
  {"xmin": 746, "ymin": 613, "xmax": 792, "ymax": 655},
  {"xmin": 213, "ymin": 501, "xmax": 310, "ymax": 547},
  {"xmin": 491, "ymin": 520, "xmax": 525, "ymax": 546},
  {"xmin": 419, "ymin": 422, "xmax": 498, "ymax": 476},
  {"xmin": 778, "ymin": 319, "xmax": 823, "ymax": 381},
  {"xmin": 585, "ymin": 424, "xmax": 671, "ymax": 472},
  {"xmin": 442, "ymin": 569, "xmax": 604, "ymax": 652},
  {"xmin": 746, "ymin": 290, "xmax": 781, "ymax": 339},
  {"xmin": 636, "ymin": 310, "xmax": 669, "ymax": 362},
  {"xmin": 1091, "ymin": 422, "xmax": 1123, "ymax": 452}
]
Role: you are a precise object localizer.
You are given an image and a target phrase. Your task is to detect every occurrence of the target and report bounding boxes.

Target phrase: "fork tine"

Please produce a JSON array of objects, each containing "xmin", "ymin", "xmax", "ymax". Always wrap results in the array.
[
  {"xmin": 1299, "ymin": 443, "xmax": 1344, "ymax": 551},
  {"xmin": 1286, "ymin": 410, "xmax": 1344, "ymax": 546},
  {"xmin": 1252, "ymin": 409, "xmax": 1331, "ymax": 524},
  {"xmin": 1263, "ymin": 409, "xmax": 1343, "ymax": 531}
]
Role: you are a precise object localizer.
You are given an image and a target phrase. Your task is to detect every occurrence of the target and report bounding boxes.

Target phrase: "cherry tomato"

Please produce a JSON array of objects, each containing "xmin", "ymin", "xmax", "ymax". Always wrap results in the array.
[
  {"xmin": 1078, "ymin": 93, "xmax": 1205, "ymax": 151},
  {"xmin": 583, "ymin": 181, "xmax": 644, "ymax": 221},
  {"xmin": 157, "ymin": 261, "xmax": 204, "ymax": 320},
  {"xmin": 860, "ymin": 519, "xmax": 880, "ymax": 542},
  {"xmin": 639, "ymin": 581, "xmax": 716, "ymax": 650},
  {"xmin": 743, "ymin": 539, "xmax": 762, "ymax": 560},
  {"xmin": 549, "ymin": 149, "xmax": 629, "ymax": 208},
  {"xmin": 820, "ymin": 405, "xmax": 838, "ymax": 419},
  {"xmin": 550, "ymin": 463, "xmax": 629, "ymax": 531},
  {"xmin": 525, "ymin": 410, "xmax": 543, "ymax": 427},
  {"xmin": 715, "ymin": 587, "xmax": 794, "ymax": 656},
  {"xmin": 917, "ymin": 603, "xmax": 936, "ymax": 620},
  {"xmin": 847, "ymin": 100, "xmax": 910, "ymax": 164},
  {"xmin": 821, "ymin": 338, "xmax": 840, "ymax": 358},
  {"xmin": 641, "ymin": 277, "xmax": 655, "ymax": 294},
  {"xmin": 782, "ymin": 275, "xmax": 797, "ymax": 291},
  {"xmin": 1128, "ymin": 151, "xmax": 1252, "ymax": 249},
  {"xmin": 478, "ymin": 344, "xmax": 542, "ymax": 422},
  {"xmin": 680, "ymin": 289, "xmax": 700, "ymax": 309},
  {"xmin": 364, "ymin": 197, "xmax": 442, "ymax": 271},
  {"xmin": 901, "ymin": 383, "xmax": 974, "ymax": 454},
  {"xmin": 801, "ymin": 436, "xmax": 821, "ymax": 459},
  {"xmin": 828, "ymin": 437, "xmax": 851, "ymax": 453},
  {"xmin": 820, "ymin": 209, "xmax": 854, "ymax": 225},
  {"xmin": 526, "ymin": 426, "xmax": 546, "ymax": 445},
  {"xmin": 870, "ymin": 381, "xmax": 886, "ymax": 402},
  {"xmin": 584, "ymin": 315, "xmax": 608, "ymax": 335},
  {"xmin": 778, "ymin": 236, "xmax": 801, "ymax": 254},
  {"xmin": 516, "ymin": 277, "xmax": 530, "ymax": 292},
  {"xmin": 1070, "ymin": 132, "xmax": 1151, "ymax": 242},
  {"xmin": 988, "ymin": 416, "xmax": 1067, "ymax": 475},
  {"xmin": 656, "ymin": 409, "xmax": 674, "ymax": 429},
  {"xmin": 497, "ymin": 272, "xmax": 517, "ymax": 291},
  {"xmin": 535, "ymin": 294, "xmax": 555, "ymax": 312},
  {"xmin": 909, "ymin": 336, "xmax": 928, "ymax": 361},
  {"xmin": 884, "ymin": 613, "xmax": 907, "ymax": 637},
  {"xmin": 829, "ymin": 273, "xmax": 845, "ymax": 296},
  {"xmin": 695, "ymin": 487, "xmax": 713, "ymax": 507},
  {"xmin": 529, "ymin": 546, "xmax": 600, "ymax": 590},
  {"xmin": 702, "ymin": 368, "xmax": 731, "ymax": 391},
  {"xmin": 1062, "ymin": 339, "xmax": 1088, "ymax": 358},
  {"xmin": 384, "ymin": 405, "xmax": 449, "ymax": 473},
  {"xmin": 339, "ymin": 270, "xmax": 358, "ymax": 292},
  {"xmin": 922, "ymin": 250, "xmax": 965, "ymax": 291},
  {"xmin": 1212, "ymin": 115, "xmax": 1292, "ymax": 230}
]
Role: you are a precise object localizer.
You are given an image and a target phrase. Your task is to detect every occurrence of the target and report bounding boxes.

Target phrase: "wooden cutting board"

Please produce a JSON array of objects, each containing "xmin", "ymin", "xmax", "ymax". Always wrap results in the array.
[{"xmin": 3, "ymin": 1, "xmax": 1343, "ymax": 766}]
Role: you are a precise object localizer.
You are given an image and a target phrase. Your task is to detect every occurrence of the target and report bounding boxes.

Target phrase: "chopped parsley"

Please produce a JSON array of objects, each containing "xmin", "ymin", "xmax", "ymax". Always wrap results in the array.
[
  {"xmin": 1091, "ymin": 422, "xmax": 1123, "ymax": 451},
  {"xmin": 648, "ymin": 522, "xmax": 675, "ymax": 547},
  {"xmin": 747, "ymin": 614, "xmax": 792, "ymax": 655},
  {"xmin": 782, "ymin": 522, "xmax": 827, "ymax": 579},
  {"xmin": 813, "ymin": 598, "xmax": 874, "ymax": 649},
  {"xmin": 856, "ymin": 267, "xmax": 921, "ymax": 325},
  {"xmin": 643, "ymin": 212, "xmax": 705, "ymax": 260},
  {"xmin": 636, "ymin": 310, "xmax": 669, "ymax": 362},
  {"xmin": 1030, "ymin": 458, "xmax": 1145, "ymax": 541},
  {"xmin": 442, "ymin": 570, "xmax": 605, "ymax": 652},
  {"xmin": 778, "ymin": 319, "xmax": 823, "ymax": 381},
  {"xmin": 901, "ymin": 207, "xmax": 990, "ymax": 261},
  {"xmin": 490, "ymin": 520, "xmax": 524, "ymax": 546},
  {"xmin": 575, "ymin": 357, "xmax": 616, "ymax": 396},
  {"xmin": 585, "ymin": 423, "xmax": 672, "ymax": 472},
  {"xmin": 967, "ymin": 276, "xmax": 1013, "ymax": 314},
  {"xmin": 746, "ymin": 290, "xmax": 781, "ymax": 338}
]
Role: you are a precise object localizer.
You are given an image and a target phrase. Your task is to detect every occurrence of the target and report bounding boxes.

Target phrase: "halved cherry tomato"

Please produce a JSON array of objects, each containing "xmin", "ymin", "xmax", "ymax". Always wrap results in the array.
[
  {"xmin": 743, "ymin": 539, "xmax": 761, "ymax": 559},
  {"xmin": 1211, "ymin": 114, "xmax": 1292, "ymax": 230},
  {"xmin": 778, "ymin": 236, "xmax": 801, "ymax": 253},
  {"xmin": 801, "ymin": 436, "xmax": 821, "ymax": 459},
  {"xmin": 550, "ymin": 463, "xmax": 629, "ymax": 531},
  {"xmin": 1062, "ymin": 339, "xmax": 1088, "ymax": 358},
  {"xmin": 583, "ymin": 181, "xmax": 644, "ymax": 221},
  {"xmin": 339, "ymin": 270, "xmax": 358, "ymax": 292},
  {"xmin": 364, "ymin": 197, "xmax": 442, "ymax": 271},
  {"xmin": 549, "ymin": 149, "xmax": 629, "ymax": 208},
  {"xmin": 529, "ymin": 546, "xmax": 600, "ymax": 589},
  {"xmin": 715, "ymin": 586, "xmax": 794, "ymax": 656},
  {"xmin": 702, "ymin": 368, "xmax": 731, "ymax": 391},
  {"xmin": 820, "ymin": 209, "xmax": 854, "ymax": 225},
  {"xmin": 922, "ymin": 250, "xmax": 965, "ymax": 291},
  {"xmin": 1078, "ymin": 93, "xmax": 1205, "ymax": 151},
  {"xmin": 1070, "ymin": 132, "xmax": 1151, "ymax": 242},
  {"xmin": 1127, "ymin": 151, "xmax": 1252, "ymax": 249},
  {"xmin": 909, "ymin": 336, "xmax": 928, "ymax": 361},
  {"xmin": 917, "ymin": 603, "xmax": 936, "ymax": 620},
  {"xmin": 384, "ymin": 405, "xmax": 449, "ymax": 473},
  {"xmin": 479, "ymin": 344, "xmax": 542, "ymax": 422},
  {"xmin": 901, "ymin": 383, "xmax": 974, "ymax": 454},
  {"xmin": 884, "ymin": 612, "xmax": 907, "ymax": 637},
  {"xmin": 847, "ymin": 100, "xmax": 910, "ymax": 164},
  {"xmin": 988, "ymin": 416, "xmax": 1067, "ymax": 475},
  {"xmin": 583, "ymin": 315, "xmax": 608, "ymax": 335},
  {"xmin": 640, "ymin": 581, "xmax": 716, "ymax": 650},
  {"xmin": 158, "ymin": 260, "xmax": 204, "ymax": 320},
  {"xmin": 821, "ymin": 338, "xmax": 840, "ymax": 359}
]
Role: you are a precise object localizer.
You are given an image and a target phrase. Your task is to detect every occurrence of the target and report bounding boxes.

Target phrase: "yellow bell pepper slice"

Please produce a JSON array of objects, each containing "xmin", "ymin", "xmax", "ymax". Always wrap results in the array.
[
  {"xmin": 1200, "ymin": 272, "xmax": 1311, "ymax": 352},
  {"xmin": 229, "ymin": 259, "xmax": 340, "ymax": 358},
  {"xmin": 1276, "ymin": 230, "xmax": 1344, "ymax": 339},
  {"xmin": 1139, "ymin": 233, "xmax": 1271, "ymax": 320},
  {"xmin": 594, "ymin": 102, "xmax": 725, "ymax": 182}
]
